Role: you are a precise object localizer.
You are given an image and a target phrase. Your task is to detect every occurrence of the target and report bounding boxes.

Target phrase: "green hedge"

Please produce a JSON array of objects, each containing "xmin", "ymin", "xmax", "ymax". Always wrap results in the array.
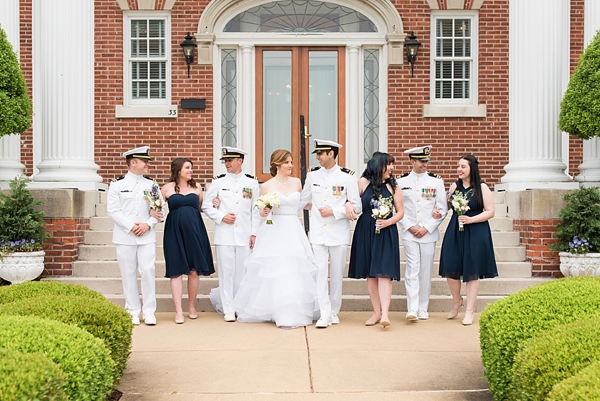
[
  {"xmin": 0, "ymin": 280, "xmax": 105, "ymax": 304},
  {"xmin": 0, "ymin": 315, "xmax": 114, "ymax": 401},
  {"xmin": 0, "ymin": 294, "xmax": 133, "ymax": 385},
  {"xmin": 547, "ymin": 360, "xmax": 600, "ymax": 400},
  {"xmin": 0, "ymin": 347, "xmax": 67, "ymax": 401},
  {"xmin": 479, "ymin": 277, "xmax": 600, "ymax": 400},
  {"xmin": 511, "ymin": 316, "xmax": 600, "ymax": 400}
]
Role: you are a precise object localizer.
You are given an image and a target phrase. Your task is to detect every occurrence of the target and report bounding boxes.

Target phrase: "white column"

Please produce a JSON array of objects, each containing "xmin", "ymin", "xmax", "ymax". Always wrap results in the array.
[
  {"xmin": 32, "ymin": 0, "xmax": 102, "ymax": 189},
  {"xmin": 346, "ymin": 45, "xmax": 360, "ymax": 172},
  {"xmin": 575, "ymin": 0, "xmax": 600, "ymax": 186},
  {"xmin": 0, "ymin": 0, "xmax": 26, "ymax": 181},
  {"xmin": 498, "ymin": 0, "xmax": 577, "ymax": 191},
  {"xmin": 240, "ymin": 45, "xmax": 255, "ymax": 174}
]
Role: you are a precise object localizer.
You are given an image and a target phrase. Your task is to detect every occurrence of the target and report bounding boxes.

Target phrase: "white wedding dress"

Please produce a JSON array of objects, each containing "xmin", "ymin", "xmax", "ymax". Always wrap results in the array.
[{"xmin": 231, "ymin": 191, "xmax": 320, "ymax": 328}]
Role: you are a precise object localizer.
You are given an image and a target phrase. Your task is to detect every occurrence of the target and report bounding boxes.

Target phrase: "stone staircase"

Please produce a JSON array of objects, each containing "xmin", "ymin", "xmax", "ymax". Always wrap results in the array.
[{"xmin": 49, "ymin": 191, "xmax": 552, "ymax": 313}]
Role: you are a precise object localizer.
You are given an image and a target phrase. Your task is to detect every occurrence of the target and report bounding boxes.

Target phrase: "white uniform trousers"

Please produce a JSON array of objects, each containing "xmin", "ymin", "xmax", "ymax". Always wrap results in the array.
[
  {"xmin": 216, "ymin": 245, "xmax": 250, "ymax": 314},
  {"xmin": 403, "ymin": 240, "xmax": 435, "ymax": 313},
  {"xmin": 115, "ymin": 243, "xmax": 156, "ymax": 317},
  {"xmin": 312, "ymin": 244, "xmax": 346, "ymax": 317}
]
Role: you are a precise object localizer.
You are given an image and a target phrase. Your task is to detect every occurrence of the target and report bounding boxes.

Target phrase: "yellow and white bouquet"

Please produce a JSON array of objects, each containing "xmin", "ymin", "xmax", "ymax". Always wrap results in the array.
[
  {"xmin": 255, "ymin": 192, "xmax": 280, "ymax": 224},
  {"xmin": 370, "ymin": 195, "xmax": 393, "ymax": 234},
  {"xmin": 143, "ymin": 180, "xmax": 165, "ymax": 211},
  {"xmin": 450, "ymin": 190, "xmax": 471, "ymax": 231}
]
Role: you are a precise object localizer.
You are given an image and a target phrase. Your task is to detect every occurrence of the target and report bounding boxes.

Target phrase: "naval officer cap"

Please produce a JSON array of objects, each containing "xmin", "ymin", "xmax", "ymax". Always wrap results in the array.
[
  {"xmin": 220, "ymin": 146, "xmax": 248, "ymax": 160},
  {"xmin": 404, "ymin": 145, "xmax": 432, "ymax": 162},
  {"xmin": 123, "ymin": 146, "xmax": 152, "ymax": 161},
  {"xmin": 312, "ymin": 139, "xmax": 343, "ymax": 153}
]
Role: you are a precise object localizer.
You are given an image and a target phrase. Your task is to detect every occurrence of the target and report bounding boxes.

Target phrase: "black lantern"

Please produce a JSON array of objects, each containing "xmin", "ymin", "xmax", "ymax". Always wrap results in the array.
[
  {"xmin": 404, "ymin": 31, "xmax": 421, "ymax": 77},
  {"xmin": 180, "ymin": 32, "xmax": 197, "ymax": 78}
]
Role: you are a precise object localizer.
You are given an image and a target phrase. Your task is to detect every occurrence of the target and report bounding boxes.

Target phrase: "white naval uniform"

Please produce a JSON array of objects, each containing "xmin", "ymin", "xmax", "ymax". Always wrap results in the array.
[
  {"xmin": 397, "ymin": 171, "xmax": 448, "ymax": 314},
  {"xmin": 299, "ymin": 164, "xmax": 362, "ymax": 318},
  {"xmin": 107, "ymin": 171, "xmax": 159, "ymax": 318},
  {"xmin": 202, "ymin": 172, "xmax": 260, "ymax": 315}
]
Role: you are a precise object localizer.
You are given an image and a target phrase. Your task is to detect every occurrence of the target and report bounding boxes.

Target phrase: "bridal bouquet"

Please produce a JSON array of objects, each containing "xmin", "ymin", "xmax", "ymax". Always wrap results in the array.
[
  {"xmin": 370, "ymin": 195, "xmax": 393, "ymax": 234},
  {"xmin": 143, "ymin": 180, "xmax": 165, "ymax": 211},
  {"xmin": 255, "ymin": 192, "xmax": 280, "ymax": 224},
  {"xmin": 450, "ymin": 190, "xmax": 471, "ymax": 231}
]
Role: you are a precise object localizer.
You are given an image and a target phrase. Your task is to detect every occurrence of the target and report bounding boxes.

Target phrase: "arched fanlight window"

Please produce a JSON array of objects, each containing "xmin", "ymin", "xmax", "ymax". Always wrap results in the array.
[{"xmin": 224, "ymin": 0, "xmax": 377, "ymax": 33}]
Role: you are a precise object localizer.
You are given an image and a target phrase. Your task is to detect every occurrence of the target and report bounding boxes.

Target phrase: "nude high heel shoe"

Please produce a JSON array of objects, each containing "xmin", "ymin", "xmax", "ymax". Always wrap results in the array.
[
  {"xmin": 447, "ymin": 297, "xmax": 464, "ymax": 320},
  {"xmin": 462, "ymin": 309, "xmax": 474, "ymax": 326}
]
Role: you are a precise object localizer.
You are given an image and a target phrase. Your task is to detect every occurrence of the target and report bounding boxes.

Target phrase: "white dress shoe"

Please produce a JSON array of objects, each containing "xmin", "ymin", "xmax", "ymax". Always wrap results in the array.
[
  {"xmin": 417, "ymin": 310, "xmax": 429, "ymax": 320},
  {"xmin": 331, "ymin": 314, "xmax": 340, "ymax": 324},
  {"xmin": 224, "ymin": 313, "xmax": 236, "ymax": 322},
  {"xmin": 315, "ymin": 317, "xmax": 332, "ymax": 328},
  {"xmin": 131, "ymin": 315, "xmax": 140, "ymax": 326},
  {"xmin": 406, "ymin": 311, "xmax": 418, "ymax": 322},
  {"xmin": 143, "ymin": 314, "xmax": 157, "ymax": 325}
]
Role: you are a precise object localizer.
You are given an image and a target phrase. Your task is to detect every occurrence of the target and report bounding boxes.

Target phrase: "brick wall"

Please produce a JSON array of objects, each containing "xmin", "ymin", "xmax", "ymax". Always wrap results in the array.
[
  {"xmin": 42, "ymin": 218, "xmax": 90, "ymax": 276},
  {"xmin": 568, "ymin": 0, "xmax": 585, "ymax": 177},
  {"xmin": 94, "ymin": 0, "xmax": 213, "ymax": 188},
  {"xmin": 391, "ymin": 0, "xmax": 510, "ymax": 188},
  {"xmin": 514, "ymin": 219, "xmax": 562, "ymax": 277}
]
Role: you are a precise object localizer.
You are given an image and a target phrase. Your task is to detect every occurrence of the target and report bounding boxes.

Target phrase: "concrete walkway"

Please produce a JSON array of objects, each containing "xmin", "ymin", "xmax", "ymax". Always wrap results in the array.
[{"xmin": 117, "ymin": 312, "xmax": 492, "ymax": 400}]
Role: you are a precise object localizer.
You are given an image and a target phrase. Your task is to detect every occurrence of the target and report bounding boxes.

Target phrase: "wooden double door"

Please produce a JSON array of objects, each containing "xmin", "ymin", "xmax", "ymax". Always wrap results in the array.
[{"xmin": 255, "ymin": 46, "xmax": 345, "ymax": 181}]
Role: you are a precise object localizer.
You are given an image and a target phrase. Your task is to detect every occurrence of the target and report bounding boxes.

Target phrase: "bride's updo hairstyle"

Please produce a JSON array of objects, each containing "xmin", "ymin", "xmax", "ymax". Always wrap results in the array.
[
  {"xmin": 269, "ymin": 149, "xmax": 292, "ymax": 177},
  {"xmin": 169, "ymin": 157, "xmax": 197, "ymax": 193}
]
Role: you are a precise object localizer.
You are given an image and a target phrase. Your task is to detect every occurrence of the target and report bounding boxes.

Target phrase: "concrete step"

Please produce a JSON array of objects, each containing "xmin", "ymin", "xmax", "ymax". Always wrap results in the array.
[
  {"xmin": 90, "ymin": 216, "xmax": 216, "ymax": 231},
  {"xmin": 89, "ymin": 211, "xmax": 513, "ymax": 233},
  {"xmin": 99, "ymin": 293, "xmax": 526, "ymax": 314},
  {"xmin": 83, "ymin": 227, "xmax": 519, "ymax": 247},
  {"xmin": 76, "ymin": 242, "xmax": 525, "ymax": 264},
  {"xmin": 49, "ymin": 276, "xmax": 547, "ymax": 299},
  {"xmin": 72, "ymin": 260, "xmax": 532, "ymax": 279}
]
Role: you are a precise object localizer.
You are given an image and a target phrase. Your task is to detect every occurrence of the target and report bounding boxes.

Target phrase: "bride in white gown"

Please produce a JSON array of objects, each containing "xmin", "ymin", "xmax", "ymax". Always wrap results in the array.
[{"xmin": 231, "ymin": 149, "xmax": 320, "ymax": 328}]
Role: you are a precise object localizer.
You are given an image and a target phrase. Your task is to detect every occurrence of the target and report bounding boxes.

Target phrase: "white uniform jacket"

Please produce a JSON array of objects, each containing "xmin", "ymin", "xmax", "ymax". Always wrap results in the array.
[
  {"xmin": 299, "ymin": 164, "xmax": 362, "ymax": 246},
  {"xmin": 202, "ymin": 172, "xmax": 260, "ymax": 246},
  {"xmin": 397, "ymin": 171, "xmax": 448, "ymax": 243},
  {"xmin": 107, "ymin": 172, "xmax": 159, "ymax": 245}
]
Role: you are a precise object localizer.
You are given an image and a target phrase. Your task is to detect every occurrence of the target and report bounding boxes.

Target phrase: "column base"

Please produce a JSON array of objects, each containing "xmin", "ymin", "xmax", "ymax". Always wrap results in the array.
[{"xmin": 496, "ymin": 182, "xmax": 579, "ymax": 192}]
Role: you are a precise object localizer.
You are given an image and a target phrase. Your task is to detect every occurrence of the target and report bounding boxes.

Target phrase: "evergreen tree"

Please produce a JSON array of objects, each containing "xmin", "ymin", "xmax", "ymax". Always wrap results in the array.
[
  {"xmin": 0, "ymin": 176, "xmax": 49, "ymax": 256},
  {"xmin": 0, "ymin": 25, "xmax": 32, "ymax": 138},
  {"xmin": 559, "ymin": 30, "xmax": 600, "ymax": 139}
]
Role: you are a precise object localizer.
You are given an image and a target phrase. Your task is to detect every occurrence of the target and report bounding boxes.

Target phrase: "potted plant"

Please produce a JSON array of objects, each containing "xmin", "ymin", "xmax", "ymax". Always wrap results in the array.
[
  {"xmin": 0, "ymin": 175, "xmax": 50, "ymax": 283},
  {"xmin": 550, "ymin": 187, "xmax": 600, "ymax": 277}
]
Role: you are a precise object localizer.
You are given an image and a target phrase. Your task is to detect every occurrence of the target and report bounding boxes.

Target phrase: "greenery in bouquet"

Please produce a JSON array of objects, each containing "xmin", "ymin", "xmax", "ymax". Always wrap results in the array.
[
  {"xmin": 370, "ymin": 195, "xmax": 393, "ymax": 234},
  {"xmin": 143, "ymin": 179, "xmax": 164, "ymax": 211},
  {"xmin": 551, "ymin": 187, "xmax": 600, "ymax": 254},
  {"xmin": 450, "ymin": 189, "xmax": 471, "ymax": 231},
  {"xmin": 0, "ymin": 175, "xmax": 49, "ymax": 260}
]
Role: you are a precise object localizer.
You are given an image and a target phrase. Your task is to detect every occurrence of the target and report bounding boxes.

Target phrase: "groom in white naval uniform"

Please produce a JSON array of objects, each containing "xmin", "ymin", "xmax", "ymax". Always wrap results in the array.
[
  {"xmin": 107, "ymin": 146, "xmax": 160, "ymax": 326},
  {"xmin": 300, "ymin": 139, "xmax": 361, "ymax": 328},
  {"xmin": 397, "ymin": 146, "xmax": 447, "ymax": 322},
  {"xmin": 202, "ymin": 147, "xmax": 260, "ymax": 322}
]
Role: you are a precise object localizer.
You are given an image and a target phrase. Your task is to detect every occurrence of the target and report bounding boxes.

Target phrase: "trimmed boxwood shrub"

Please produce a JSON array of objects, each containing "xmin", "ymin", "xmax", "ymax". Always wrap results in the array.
[
  {"xmin": 547, "ymin": 360, "xmax": 600, "ymax": 400},
  {"xmin": 0, "ymin": 294, "xmax": 133, "ymax": 385},
  {"xmin": 479, "ymin": 277, "xmax": 600, "ymax": 400},
  {"xmin": 0, "ymin": 315, "xmax": 114, "ymax": 401},
  {"xmin": 0, "ymin": 280, "xmax": 105, "ymax": 304},
  {"xmin": 511, "ymin": 316, "xmax": 600, "ymax": 400},
  {"xmin": 0, "ymin": 347, "xmax": 67, "ymax": 401}
]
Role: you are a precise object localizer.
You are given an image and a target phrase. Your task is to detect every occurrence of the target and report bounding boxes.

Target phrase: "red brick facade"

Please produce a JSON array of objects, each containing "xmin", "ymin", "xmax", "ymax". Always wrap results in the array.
[{"xmin": 42, "ymin": 218, "xmax": 90, "ymax": 276}]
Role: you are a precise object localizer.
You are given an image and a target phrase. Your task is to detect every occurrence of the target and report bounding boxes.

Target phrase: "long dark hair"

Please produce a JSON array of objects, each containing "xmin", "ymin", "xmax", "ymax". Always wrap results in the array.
[
  {"xmin": 362, "ymin": 151, "xmax": 397, "ymax": 199},
  {"xmin": 456, "ymin": 154, "xmax": 483, "ymax": 208},
  {"xmin": 169, "ymin": 157, "xmax": 197, "ymax": 193}
]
